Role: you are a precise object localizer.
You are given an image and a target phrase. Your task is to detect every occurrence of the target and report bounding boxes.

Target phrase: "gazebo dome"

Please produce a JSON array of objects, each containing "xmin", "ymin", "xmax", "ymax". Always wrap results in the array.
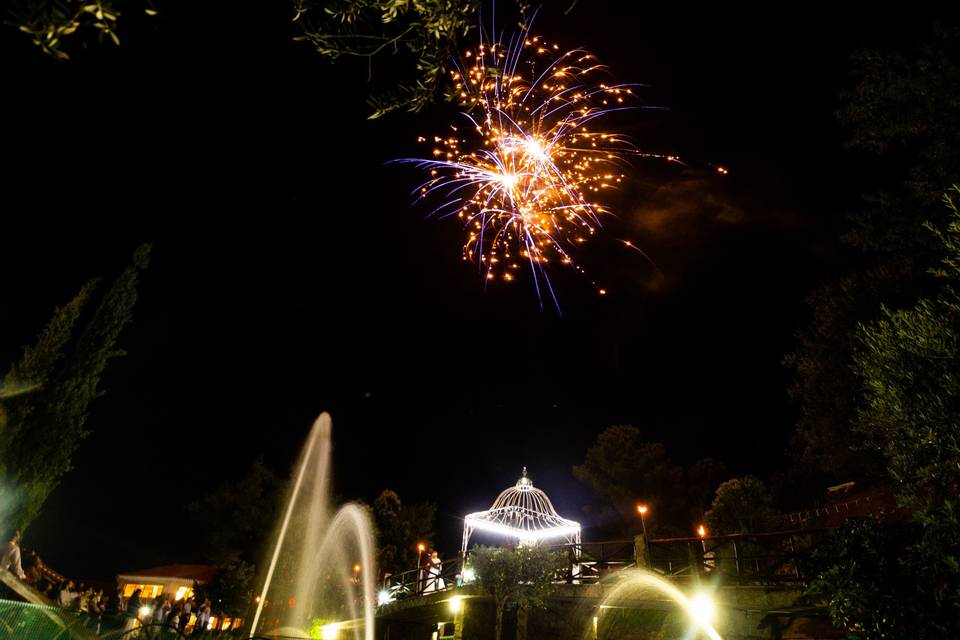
[{"xmin": 461, "ymin": 468, "xmax": 581, "ymax": 556}]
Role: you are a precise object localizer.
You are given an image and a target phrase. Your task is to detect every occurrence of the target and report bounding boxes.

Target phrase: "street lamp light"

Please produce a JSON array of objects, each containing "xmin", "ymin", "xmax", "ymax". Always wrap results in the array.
[{"xmin": 636, "ymin": 504, "xmax": 648, "ymax": 537}]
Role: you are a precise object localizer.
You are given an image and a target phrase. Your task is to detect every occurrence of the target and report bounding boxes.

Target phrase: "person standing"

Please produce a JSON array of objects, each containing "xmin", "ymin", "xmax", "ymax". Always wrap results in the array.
[
  {"xmin": 167, "ymin": 603, "xmax": 181, "ymax": 632},
  {"xmin": 123, "ymin": 588, "xmax": 142, "ymax": 633},
  {"xmin": 1, "ymin": 530, "xmax": 26, "ymax": 580},
  {"xmin": 423, "ymin": 551, "xmax": 444, "ymax": 593},
  {"xmin": 58, "ymin": 580, "xmax": 77, "ymax": 608},
  {"xmin": 78, "ymin": 587, "xmax": 93, "ymax": 612},
  {"xmin": 195, "ymin": 600, "xmax": 211, "ymax": 635},
  {"xmin": 431, "ymin": 552, "xmax": 445, "ymax": 591},
  {"xmin": 22, "ymin": 550, "xmax": 39, "ymax": 584},
  {"xmin": 89, "ymin": 590, "xmax": 105, "ymax": 634},
  {"xmin": 179, "ymin": 598, "xmax": 192, "ymax": 634},
  {"xmin": 153, "ymin": 598, "xmax": 169, "ymax": 626}
]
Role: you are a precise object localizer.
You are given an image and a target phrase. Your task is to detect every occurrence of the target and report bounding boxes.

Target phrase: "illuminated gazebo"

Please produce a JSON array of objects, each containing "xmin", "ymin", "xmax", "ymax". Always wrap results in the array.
[{"xmin": 461, "ymin": 468, "xmax": 581, "ymax": 558}]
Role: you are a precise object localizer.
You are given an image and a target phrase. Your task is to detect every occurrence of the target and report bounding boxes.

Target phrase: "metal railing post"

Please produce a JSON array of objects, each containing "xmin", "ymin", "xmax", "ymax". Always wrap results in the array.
[{"xmin": 732, "ymin": 539, "xmax": 741, "ymax": 578}]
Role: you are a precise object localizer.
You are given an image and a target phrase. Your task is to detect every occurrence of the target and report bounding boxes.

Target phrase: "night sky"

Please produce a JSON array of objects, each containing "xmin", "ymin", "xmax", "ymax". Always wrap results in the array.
[{"xmin": 1, "ymin": 2, "xmax": 944, "ymax": 581}]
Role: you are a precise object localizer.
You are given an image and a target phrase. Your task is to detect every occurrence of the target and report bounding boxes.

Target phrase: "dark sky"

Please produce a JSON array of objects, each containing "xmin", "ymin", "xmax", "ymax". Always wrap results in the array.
[{"xmin": 1, "ymin": 2, "xmax": 945, "ymax": 580}]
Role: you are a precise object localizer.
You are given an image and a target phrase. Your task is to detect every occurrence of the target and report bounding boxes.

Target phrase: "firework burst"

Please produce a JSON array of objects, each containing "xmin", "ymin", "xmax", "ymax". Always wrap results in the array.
[{"xmin": 398, "ymin": 26, "xmax": 643, "ymax": 308}]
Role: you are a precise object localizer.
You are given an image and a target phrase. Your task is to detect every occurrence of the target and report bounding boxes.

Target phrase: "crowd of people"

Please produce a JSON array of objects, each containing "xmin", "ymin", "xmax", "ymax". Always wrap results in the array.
[
  {"xmin": 4, "ymin": 530, "xmax": 215, "ymax": 635},
  {"xmin": 3, "ymin": 530, "xmax": 70, "ymax": 599},
  {"xmin": 56, "ymin": 580, "xmax": 107, "ymax": 611},
  {"xmin": 121, "ymin": 587, "xmax": 213, "ymax": 635},
  {"xmin": 3, "ymin": 531, "xmax": 105, "ymax": 610}
]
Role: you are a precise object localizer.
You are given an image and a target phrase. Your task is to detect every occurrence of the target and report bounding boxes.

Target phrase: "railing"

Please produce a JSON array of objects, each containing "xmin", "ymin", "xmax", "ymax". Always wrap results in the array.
[
  {"xmin": 645, "ymin": 529, "xmax": 831, "ymax": 583},
  {"xmin": 377, "ymin": 529, "xmax": 829, "ymax": 606},
  {"xmin": 378, "ymin": 557, "xmax": 464, "ymax": 602},
  {"xmin": 547, "ymin": 540, "xmax": 636, "ymax": 584},
  {"xmin": 782, "ymin": 488, "xmax": 898, "ymax": 527}
]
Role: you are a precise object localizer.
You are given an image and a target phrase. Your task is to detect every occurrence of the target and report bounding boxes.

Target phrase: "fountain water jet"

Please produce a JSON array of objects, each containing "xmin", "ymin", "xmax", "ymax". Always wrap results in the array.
[
  {"xmin": 594, "ymin": 569, "xmax": 723, "ymax": 640},
  {"xmin": 249, "ymin": 413, "xmax": 375, "ymax": 639}
]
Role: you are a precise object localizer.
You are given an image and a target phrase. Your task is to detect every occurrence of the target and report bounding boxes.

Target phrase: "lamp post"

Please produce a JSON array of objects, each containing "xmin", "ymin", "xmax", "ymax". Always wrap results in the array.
[
  {"xmin": 636, "ymin": 505, "xmax": 648, "ymax": 537},
  {"xmin": 415, "ymin": 543, "xmax": 426, "ymax": 594},
  {"xmin": 697, "ymin": 524, "xmax": 714, "ymax": 572},
  {"xmin": 636, "ymin": 504, "xmax": 649, "ymax": 567}
]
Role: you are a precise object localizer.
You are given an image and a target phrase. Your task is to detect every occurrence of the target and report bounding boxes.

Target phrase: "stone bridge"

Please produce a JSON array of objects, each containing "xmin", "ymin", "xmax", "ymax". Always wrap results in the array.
[
  {"xmin": 376, "ymin": 582, "xmax": 839, "ymax": 640},
  {"xmin": 376, "ymin": 531, "xmax": 842, "ymax": 640}
]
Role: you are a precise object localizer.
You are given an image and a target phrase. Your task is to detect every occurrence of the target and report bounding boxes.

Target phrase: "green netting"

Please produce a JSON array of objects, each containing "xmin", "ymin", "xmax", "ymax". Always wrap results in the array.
[
  {"xmin": 0, "ymin": 599, "xmax": 193, "ymax": 640},
  {"xmin": 0, "ymin": 598, "xmax": 76, "ymax": 639}
]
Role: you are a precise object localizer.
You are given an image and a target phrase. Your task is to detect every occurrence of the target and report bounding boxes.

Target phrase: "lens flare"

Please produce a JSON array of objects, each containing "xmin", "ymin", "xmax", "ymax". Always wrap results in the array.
[
  {"xmin": 397, "ymin": 26, "xmax": 643, "ymax": 308},
  {"xmin": 598, "ymin": 570, "xmax": 723, "ymax": 640}
]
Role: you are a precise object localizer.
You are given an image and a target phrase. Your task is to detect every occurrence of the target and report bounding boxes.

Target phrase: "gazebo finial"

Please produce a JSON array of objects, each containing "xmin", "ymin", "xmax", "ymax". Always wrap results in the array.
[{"xmin": 517, "ymin": 467, "xmax": 533, "ymax": 489}]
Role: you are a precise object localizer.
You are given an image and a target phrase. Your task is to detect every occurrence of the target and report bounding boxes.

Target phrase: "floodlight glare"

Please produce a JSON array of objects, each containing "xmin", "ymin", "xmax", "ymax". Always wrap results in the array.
[{"xmin": 689, "ymin": 594, "xmax": 716, "ymax": 624}]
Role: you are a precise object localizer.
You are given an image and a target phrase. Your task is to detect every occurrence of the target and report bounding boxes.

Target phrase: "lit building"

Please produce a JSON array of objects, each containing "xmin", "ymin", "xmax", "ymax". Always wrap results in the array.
[{"xmin": 116, "ymin": 564, "xmax": 215, "ymax": 604}]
